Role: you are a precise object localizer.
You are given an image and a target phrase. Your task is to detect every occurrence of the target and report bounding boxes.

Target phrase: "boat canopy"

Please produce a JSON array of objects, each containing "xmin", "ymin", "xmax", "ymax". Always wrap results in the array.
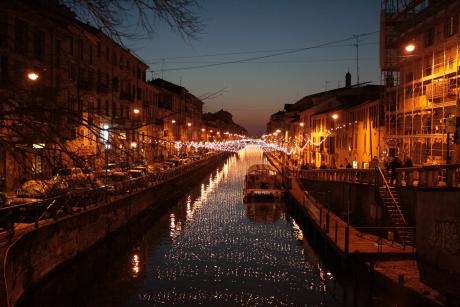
[{"xmin": 246, "ymin": 164, "xmax": 277, "ymax": 175}]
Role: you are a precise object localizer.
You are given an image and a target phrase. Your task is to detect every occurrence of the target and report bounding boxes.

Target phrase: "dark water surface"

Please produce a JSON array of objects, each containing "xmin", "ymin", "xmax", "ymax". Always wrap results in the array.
[{"xmin": 21, "ymin": 147, "xmax": 346, "ymax": 306}]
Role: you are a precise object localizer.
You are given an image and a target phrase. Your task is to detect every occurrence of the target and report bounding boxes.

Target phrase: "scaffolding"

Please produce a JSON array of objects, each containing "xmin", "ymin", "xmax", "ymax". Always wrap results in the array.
[{"xmin": 380, "ymin": 0, "xmax": 458, "ymax": 165}]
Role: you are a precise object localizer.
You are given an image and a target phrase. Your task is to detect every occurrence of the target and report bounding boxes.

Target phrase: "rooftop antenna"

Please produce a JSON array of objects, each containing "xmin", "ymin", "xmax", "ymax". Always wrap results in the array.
[
  {"xmin": 324, "ymin": 80, "xmax": 330, "ymax": 90},
  {"xmin": 353, "ymin": 34, "xmax": 360, "ymax": 86},
  {"xmin": 161, "ymin": 58, "xmax": 165, "ymax": 79}
]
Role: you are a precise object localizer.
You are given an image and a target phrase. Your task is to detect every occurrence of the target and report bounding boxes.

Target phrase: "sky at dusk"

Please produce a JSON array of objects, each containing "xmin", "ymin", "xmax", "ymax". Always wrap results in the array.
[{"xmin": 126, "ymin": 1, "xmax": 381, "ymax": 135}]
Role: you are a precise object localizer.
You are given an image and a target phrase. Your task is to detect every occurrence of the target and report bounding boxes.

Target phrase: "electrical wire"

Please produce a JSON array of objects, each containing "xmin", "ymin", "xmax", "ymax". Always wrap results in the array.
[
  {"xmin": 146, "ymin": 41, "xmax": 378, "ymax": 62},
  {"xmin": 148, "ymin": 31, "xmax": 379, "ymax": 72}
]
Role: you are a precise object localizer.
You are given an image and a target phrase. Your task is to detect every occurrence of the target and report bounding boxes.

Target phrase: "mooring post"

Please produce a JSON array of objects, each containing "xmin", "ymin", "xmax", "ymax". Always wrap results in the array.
[
  {"xmin": 319, "ymin": 208, "xmax": 322, "ymax": 229},
  {"xmin": 344, "ymin": 225, "xmax": 349, "ymax": 253},
  {"xmin": 335, "ymin": 220, "xmax": 338, "ymax": 243}
]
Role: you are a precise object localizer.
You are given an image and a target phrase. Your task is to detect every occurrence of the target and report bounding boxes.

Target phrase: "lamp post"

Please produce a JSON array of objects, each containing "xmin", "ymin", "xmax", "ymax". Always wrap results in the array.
[
  {"xmin": 131, "ymin": 142, "xmax": 137, "ymax": 162},
  {"xmin": 133, "ymin": 108, "xmax": 141, "ymax": 162}
]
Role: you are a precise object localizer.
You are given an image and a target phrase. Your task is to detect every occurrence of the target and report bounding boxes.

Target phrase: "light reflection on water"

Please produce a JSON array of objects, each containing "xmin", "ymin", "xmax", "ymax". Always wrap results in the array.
[
  {"xmin": 123, "ymin": 146, "xmax": 338, "ymax": 306},
  {"xmin": 22, "ymin": 146, "xmax": 342, "ymax": 306}
]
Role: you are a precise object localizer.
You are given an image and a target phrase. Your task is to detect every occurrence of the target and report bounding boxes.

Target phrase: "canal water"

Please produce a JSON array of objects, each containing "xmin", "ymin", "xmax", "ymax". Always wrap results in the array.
[{"xmin": 20, "ymin": 146, "xmax": 349, "ymax": 306}]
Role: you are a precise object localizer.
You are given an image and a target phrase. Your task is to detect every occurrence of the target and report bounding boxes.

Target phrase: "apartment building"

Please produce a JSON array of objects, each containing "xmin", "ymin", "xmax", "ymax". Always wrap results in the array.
[
  {"xmin": 0, "ymin": 1, "xmax": 158, "ymax": 190},
  {"xmin": 381, "ymin": 0, "xmax": 460, "ymax": 165},
  {"xmin": 266, "ymin": 74, "xmax": 382, "ymax": 168}
]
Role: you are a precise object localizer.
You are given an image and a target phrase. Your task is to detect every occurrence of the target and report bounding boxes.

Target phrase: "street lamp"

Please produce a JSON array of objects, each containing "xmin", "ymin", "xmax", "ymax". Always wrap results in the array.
[
  {"xmin": 187, "ymin": 122, "xmax": 192, "ymax": 127},
  {"xmin": 131, "ymin": 142, "xmax": 137, "ymax": 162},
  {"xmin": 276, "ymin": 129, "xmax": 281, "ymax": 133},
  {"xmin": 27, "ymin": 71, "xmax": 40, "ymax": 81},
  {"xmin": 133, "ymin": 108, "xmax": 140, "ymax": 115},
  {"xmin": 404, "ymin": 43, "xmax": 415, "ymax": 53},
  {"xmin": 171, "ymin": 119, "xmax": 176, "ymax": 124},
  {"xmin": 299, "ymin": 122, "xmax": 304, "ymax": 127}
]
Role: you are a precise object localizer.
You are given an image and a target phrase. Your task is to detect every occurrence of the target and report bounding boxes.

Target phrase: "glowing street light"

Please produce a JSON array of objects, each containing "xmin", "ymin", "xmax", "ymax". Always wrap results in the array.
[
  {"xmin": 299, "ymin": 122, "xmax": 305, "ymax": 127},
  {"xmin": 404, "ymin": 43, "xmax": 415, "ymax": 53},
  {"xmin": 133, "ymin": 108, "xmax": 140, "ymax": 114},
  {"xmin": 331, "ymin": 113, "xmax": 339, "ymax": 120},
  {"xmin": 171, "ymin": 119, "xmax": 176, "ymax": 124},
  {"xmin": 276, "ymin": 129, "xmax": 281, "ymax": 133},
  {"xmin": 27, "ymin": 72, "xmax": 40, "ymax": 81},
  {"xmin": 131, "ymin": 142, "xmax": 137, "ymax": 149},
  {"xmin": 187, "ymin": 122, "xmax": 192, "ymax": 127},
  {"xmin": 201, "ymin": 128, "xmax": 206, "ymax": 132}
]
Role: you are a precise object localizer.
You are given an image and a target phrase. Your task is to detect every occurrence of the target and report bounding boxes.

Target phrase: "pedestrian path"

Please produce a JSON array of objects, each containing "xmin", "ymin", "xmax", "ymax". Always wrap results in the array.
[{"xmin": 289, "ymin": 178, "xmax": 414, "ymax": 257}]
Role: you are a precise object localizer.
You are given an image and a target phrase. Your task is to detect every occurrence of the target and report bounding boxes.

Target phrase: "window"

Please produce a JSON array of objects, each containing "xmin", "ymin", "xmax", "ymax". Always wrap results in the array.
[
  {"xmin": 445, "ymin": 14, "xmax": 458, "ymax": 38},
  {"xmin": 89, "ymin": 46, "xmax": 93, "ymax": 64},
  {"xmin": 424, "ymin": 28, "xmax": 434, "ymax": 47},
  {"xmin": 0, "ymin": 56, "xmax": 8, "ymax": 84},
  {"xmin": 69, "ymin": 63, "xmax": 77, "ymax": 81},
  {"xmin": 112, "ymin": 101, "xmax": 117, "ymax": 117},
  {"xmin": 79, "ymin": 39, "xmax": 83, "ymax": 60},
  {"xmin": 55, "ymin": 39, "xmax": 61, "ymax": 66},
  {"xmin": 97, "ymin": 98, "xmax": 101, "ymax": 114},
  {"xmin": 112, "ymin": 77, "xmax": 119, "ymax": 92},
  {"xmin": 106, "ymin": 46, "xmax": 109, "ymax": 62},
  {"xmin": 14, "ymin": 18, "xmax": 28, "ymax": 54},
  {"xmin": 70, "ymin": 38, "xmax": 74, "ymax": 56},
  {"xmin": 97, "ymin": 42, "xmax": 101, "ymax": 57},
  {"xmin": 112, "ymin": 50, "xmax": 117, "ymax": 65},
  {"xmin": 105, "ymin": 100, "xmax": 109, "ymax": 116},
  {"xmin": 0, "ymin": 11, "xmax": 7, "ymax": 48},
  {"xmin": 33, "ymin": 28, "xmax": 45, "ymax": 60}
]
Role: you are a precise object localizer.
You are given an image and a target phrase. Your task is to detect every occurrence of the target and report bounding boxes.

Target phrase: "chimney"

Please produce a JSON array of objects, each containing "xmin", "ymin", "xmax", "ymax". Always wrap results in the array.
[{"xmin": 345, "ymin": 72, "xmax": 351, "ymax": 88}]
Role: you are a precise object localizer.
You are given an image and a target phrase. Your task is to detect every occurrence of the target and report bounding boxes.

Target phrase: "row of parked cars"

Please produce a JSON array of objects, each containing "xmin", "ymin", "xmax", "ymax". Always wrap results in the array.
[{"xmin": 0, "ymin": 154, "xmax": 209, "ymax": 229}]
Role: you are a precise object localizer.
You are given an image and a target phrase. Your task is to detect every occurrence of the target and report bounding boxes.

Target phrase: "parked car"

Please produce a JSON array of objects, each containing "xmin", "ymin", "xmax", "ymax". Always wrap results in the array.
[
  {"xmin": 97, "ymin": 172, "xmax": 130, "ymax": 194},
  {"xmin": 16, "ymin": 179, "xmax": 69, "ymax": 199},
  {"xmin": 0, "ymin": 192, "xmax": 14, "ymax": 231},
  {"xmin": 56, "ymin": 167, "xmax": 86, "ymax": 185},
  {"xmin": 117, "ymin": 161, "xmax": 131, "ymax": 171},
  {"xmin": 82, "ymin": 168, "xmax": 95, "ymax": 181},
  {"xmin": 132, "ymin": 159, "xmax": 147, "ymax": 167},
  {"xmin": 131, "ymin": 166, "xmax": 148, "ymax": 175},
  {"xmin": 167, "ymin": 158, "xmax": 182, "ymax": 167},
  {"xmin": 127, "ymin": 169, "xmax": 144, "ymax": 179},
  {"xmin": 0, "ymin": 192, "xmax": 11, "ymax": 208}
]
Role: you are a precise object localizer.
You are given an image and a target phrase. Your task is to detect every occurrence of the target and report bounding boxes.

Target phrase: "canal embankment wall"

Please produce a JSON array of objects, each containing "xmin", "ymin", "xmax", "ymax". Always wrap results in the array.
[
  {"xmin": 301, "ymin": 179, "xmax": 460, "ymax": 273},
  {"xmin": 1, "ymin": 153, "xmax": 229, "ymax": 307},
  {"xmin": 299, "ymin": 179, "xmax": 382, "ymax": 227}
]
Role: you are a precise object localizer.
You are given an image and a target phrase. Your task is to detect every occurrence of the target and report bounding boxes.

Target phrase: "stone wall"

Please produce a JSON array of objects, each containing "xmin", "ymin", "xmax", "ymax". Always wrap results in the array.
[
  {"xmin": 1, "ymin": 153, "xmax": 227, "ymax": 307},
  {"xmin": 299, "ymin": 180, "xmax": 382, "ymax": 226},
  {"xmin": 415, "ymin": 189, "xmax": 460, "ymax": 274}
]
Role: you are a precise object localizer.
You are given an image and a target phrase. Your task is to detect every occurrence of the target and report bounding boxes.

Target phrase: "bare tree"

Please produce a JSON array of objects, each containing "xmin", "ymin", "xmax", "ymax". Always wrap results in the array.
[{"xmin": 60, "ymin": 0, "xmax": 203, "ymax": 41}]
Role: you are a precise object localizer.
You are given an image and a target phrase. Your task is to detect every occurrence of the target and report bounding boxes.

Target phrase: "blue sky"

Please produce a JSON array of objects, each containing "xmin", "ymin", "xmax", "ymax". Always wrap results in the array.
[{"xmin": 126, "ymin": 0, "xmax": 381, "ymax": 135}]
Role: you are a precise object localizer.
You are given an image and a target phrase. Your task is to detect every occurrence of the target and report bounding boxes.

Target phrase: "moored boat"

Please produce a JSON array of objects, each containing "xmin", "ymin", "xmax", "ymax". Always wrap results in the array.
[{"xmin": 243, "ymin": 164, "xmax": 284, "ymax": 201}]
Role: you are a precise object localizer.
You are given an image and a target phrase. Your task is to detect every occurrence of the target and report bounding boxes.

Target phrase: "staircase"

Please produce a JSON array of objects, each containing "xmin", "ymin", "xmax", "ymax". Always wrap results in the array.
[{"xmin": 377, "ymin": 169, "xmax": 415, "ymax": 246}]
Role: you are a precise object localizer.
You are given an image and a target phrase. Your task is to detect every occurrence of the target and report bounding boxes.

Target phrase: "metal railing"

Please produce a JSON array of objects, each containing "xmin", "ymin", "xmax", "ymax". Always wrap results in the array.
[
  {"xmin": 395, "ymin": 164, "xmax": 460, "ymax": 188},
  {"xmin": 0, "ymin": 152, "xmax": 224, "ymax": 242},
  {"xmin": 298, "ymin": 168, "xmax": 379, "ymax": 185},
  {"xmin": 377, "ymin": 167, "xmax": 406, "ymax": 225}
]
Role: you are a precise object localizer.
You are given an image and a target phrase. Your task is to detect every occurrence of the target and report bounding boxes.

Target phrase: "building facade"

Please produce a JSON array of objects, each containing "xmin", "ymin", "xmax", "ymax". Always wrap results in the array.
[
  {"xmin": 266, "ymin": 77, "xmax": 382, "ymax": 168},
  {"xmin": 0, "ymin": 2, "xmax": 216, "ymax": 191},
  {"xmin": 381, "ymin": 0, "xmax": 460, "ymax": 165}
]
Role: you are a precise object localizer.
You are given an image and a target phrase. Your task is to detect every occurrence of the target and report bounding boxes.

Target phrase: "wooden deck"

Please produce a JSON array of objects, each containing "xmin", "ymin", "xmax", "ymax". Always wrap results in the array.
[{"xmin": 289, "ymin": 178, "xmax": 415, "ymax": 258}]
